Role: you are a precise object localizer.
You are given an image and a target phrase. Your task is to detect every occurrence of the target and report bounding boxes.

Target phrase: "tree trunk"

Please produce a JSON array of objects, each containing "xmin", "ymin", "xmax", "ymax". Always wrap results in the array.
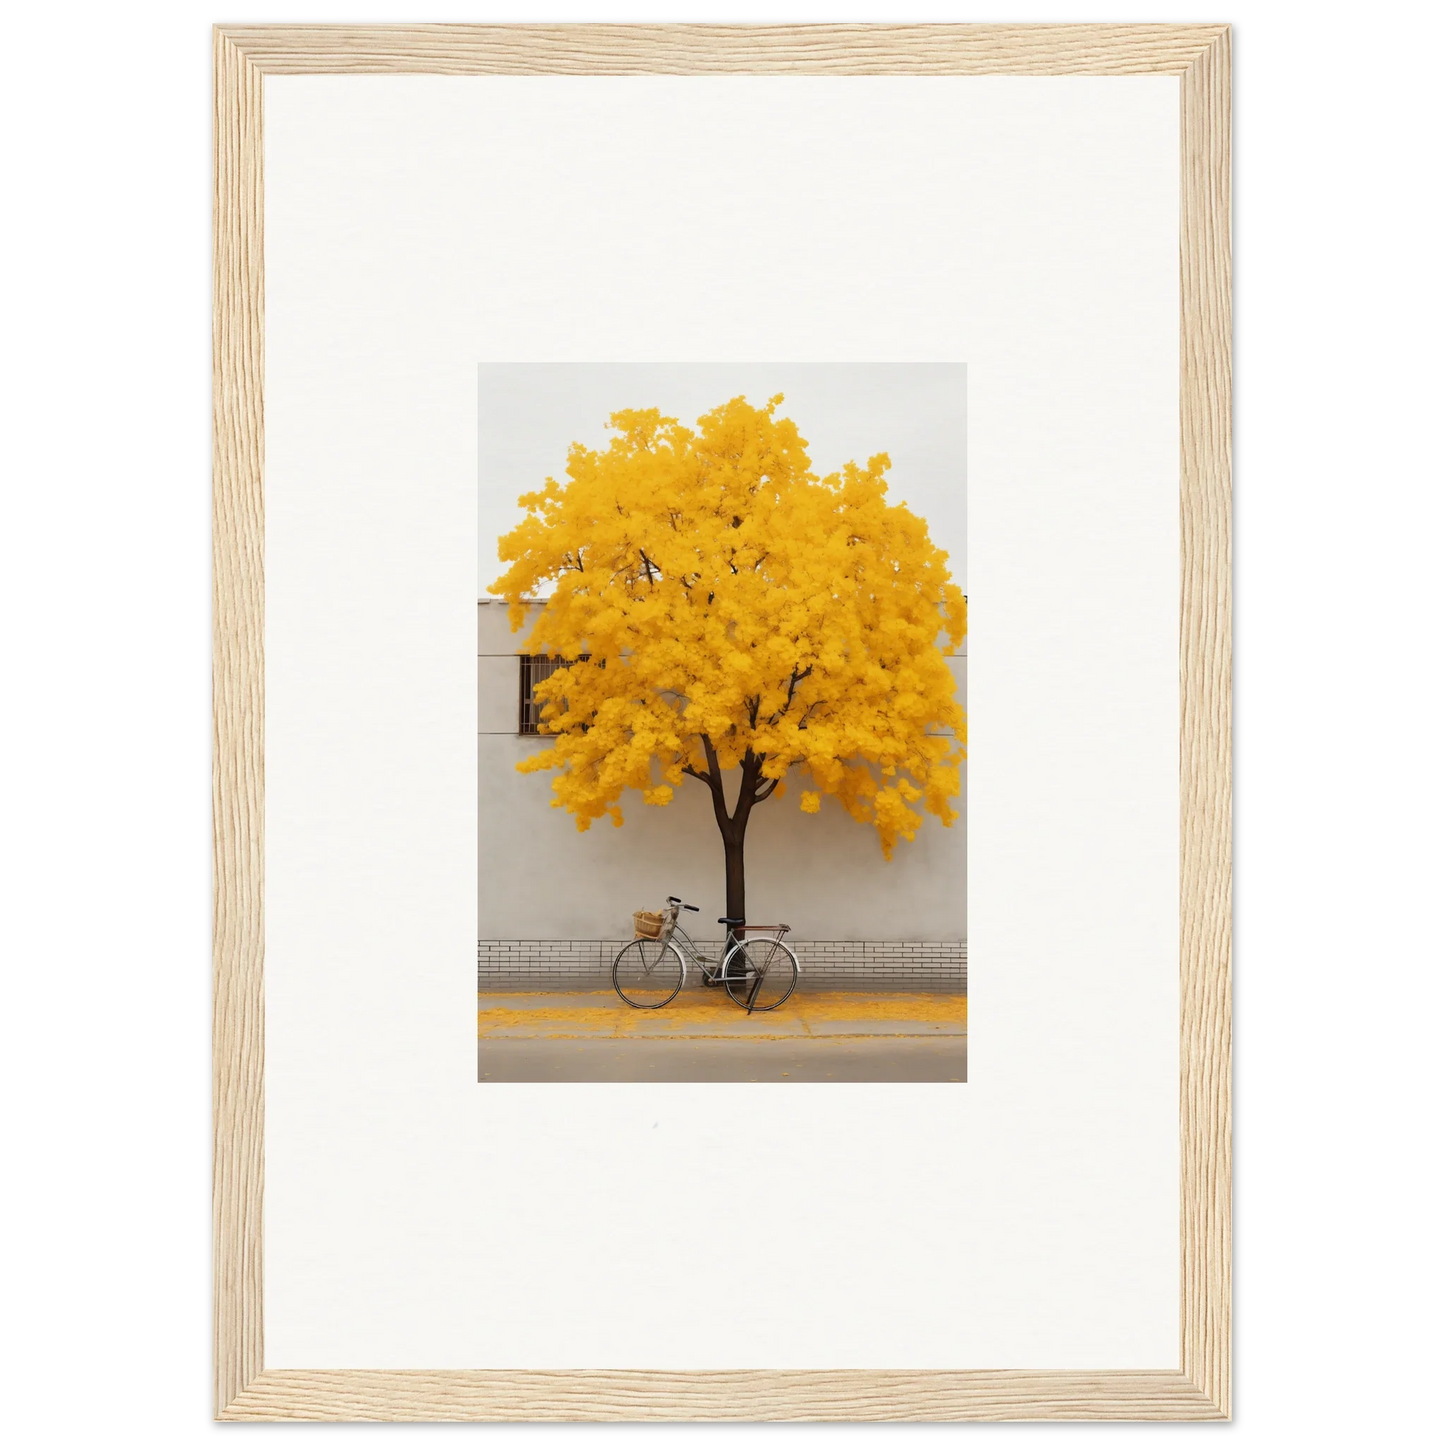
[
  {"xmin": 694, "ymin": 738, "xmax": 765, "ymax": 931},
  {"xmin": 723, "ymin": 827, "xmax": 746, "ymax": 926}
]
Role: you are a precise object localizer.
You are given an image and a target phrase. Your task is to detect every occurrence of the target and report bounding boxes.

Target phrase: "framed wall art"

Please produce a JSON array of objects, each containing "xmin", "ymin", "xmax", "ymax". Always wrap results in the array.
[{"xmin": 215, "ymin": 22, "xmax": 1230, "ymax": 1422}]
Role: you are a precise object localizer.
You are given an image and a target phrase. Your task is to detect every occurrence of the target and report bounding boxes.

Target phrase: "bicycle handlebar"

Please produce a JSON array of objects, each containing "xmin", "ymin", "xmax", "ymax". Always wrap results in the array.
[{"xmin": 666, "ymin": 896, "xmax": 700, "ymax": 912}]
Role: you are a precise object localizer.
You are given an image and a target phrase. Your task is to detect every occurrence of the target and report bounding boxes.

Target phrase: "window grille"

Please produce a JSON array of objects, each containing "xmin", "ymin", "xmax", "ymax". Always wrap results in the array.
[{"xmin": 518, "ymin": 654, "xmax": 588, "ymax": 735}]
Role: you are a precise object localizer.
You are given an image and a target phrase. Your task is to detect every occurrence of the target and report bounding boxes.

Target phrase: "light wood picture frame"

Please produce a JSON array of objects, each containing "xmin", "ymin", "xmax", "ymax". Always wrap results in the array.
[{"xmin": 214, "ymin": 22, "xmax": 1230, "ymax": 1422}]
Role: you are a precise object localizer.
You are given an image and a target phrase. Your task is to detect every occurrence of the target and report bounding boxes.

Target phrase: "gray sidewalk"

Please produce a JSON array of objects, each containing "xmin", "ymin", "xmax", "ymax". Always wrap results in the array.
[
  {"xmin": 479, "ymin": 1035, "xmax": 967, "ymax": 1082},
  {"xmin": 477, "ymin": 988, "xmax": 968, "ymax": 1082}
]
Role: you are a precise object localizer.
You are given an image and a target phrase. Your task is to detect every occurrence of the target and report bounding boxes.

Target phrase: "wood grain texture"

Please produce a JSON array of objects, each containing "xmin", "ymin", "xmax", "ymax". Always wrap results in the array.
[
  {"xmin": 213, "ymin": 21, "xmax": 1231, "ymax": 1422},
  {"xmin": 220, "ymin": 1368, "xmax": 1222, "ymax": 1422},
  {"xmin": 213, "ymin": 27, "xmax": 265, "ymax": 1420},
  {"xmin": 1178, "ymin": 27, "xmax": 1233, "ymax": 1420},
  {"xmin": 223, "ymin": 22, "xmax": 1226, "ymax": 76}
]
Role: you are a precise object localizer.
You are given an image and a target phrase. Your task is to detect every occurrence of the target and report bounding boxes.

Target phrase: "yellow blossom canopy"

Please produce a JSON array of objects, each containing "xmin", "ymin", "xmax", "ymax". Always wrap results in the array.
[{"xmin": 490, "ymin": 395, "xmax": 966, "ymax": 858}]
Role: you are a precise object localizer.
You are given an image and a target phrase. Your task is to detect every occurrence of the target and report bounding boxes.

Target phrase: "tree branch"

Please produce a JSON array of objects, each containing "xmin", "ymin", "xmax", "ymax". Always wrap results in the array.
[
  {"xmin": 787, "ymin": 664, "xmax": 813, "ymax": 704},
  {"xmin": 732, "ymin": 749, "xmax": 764, "ymax": 830},
  {"xmin": 699, "ymin": 735, "xmax": 733, "ymax": 836},
  {"xmin": 701, "ymin": 734, "xmax": 722, "ymax": 776},
  {"xmin": 766, "ymin": 664, "xmax": 814, "ymax": 724}
]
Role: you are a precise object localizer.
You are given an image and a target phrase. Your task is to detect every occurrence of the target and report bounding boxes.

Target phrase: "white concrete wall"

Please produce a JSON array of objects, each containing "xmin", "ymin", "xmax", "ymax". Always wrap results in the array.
[{"xmin": 478, "ymin": 601, "xmax": 966, "ymax": 942}]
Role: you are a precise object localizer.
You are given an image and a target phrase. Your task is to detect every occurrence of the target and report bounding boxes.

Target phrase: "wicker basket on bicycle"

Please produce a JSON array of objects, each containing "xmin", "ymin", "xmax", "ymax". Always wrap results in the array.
[{"xmin": 632, "ymin": 908, "xmax": 675, "ymax": 942}]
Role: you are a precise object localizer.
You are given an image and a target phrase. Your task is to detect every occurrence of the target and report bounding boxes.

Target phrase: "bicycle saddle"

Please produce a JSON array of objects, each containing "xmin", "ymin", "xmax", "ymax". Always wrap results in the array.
[{"xmin": 718, "ymin": 916, "xmax": 745, "ymax": 927}]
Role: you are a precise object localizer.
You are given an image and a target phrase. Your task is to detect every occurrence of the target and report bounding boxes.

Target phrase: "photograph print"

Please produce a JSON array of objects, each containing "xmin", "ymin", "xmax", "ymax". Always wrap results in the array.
[{"xmin": 477, "ymin": 364, "xmax": 967, "ymax": 1082}]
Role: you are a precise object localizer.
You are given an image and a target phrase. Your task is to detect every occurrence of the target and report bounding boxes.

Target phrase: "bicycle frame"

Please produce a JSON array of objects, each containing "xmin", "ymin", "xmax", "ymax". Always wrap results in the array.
[
  {"xmin": 662, "ymin": 920, "xmax": 729, "ymax": 984},
  {"xmin": 665, "ymin": 917, "xmax": 793, "ymax": 989}
]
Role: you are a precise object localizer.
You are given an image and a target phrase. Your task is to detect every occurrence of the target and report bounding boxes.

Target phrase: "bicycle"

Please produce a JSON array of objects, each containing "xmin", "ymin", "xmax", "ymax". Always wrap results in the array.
[{"xmin": 612, "ymin": 896, "xmax": 800, "ymax": 1014}]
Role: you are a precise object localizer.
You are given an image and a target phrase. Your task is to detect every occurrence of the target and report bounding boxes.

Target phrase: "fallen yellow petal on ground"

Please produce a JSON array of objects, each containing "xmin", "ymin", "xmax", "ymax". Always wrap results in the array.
[{"xmin": 478, "ymin": 989, "xmax": 965, "ymax": 1041}]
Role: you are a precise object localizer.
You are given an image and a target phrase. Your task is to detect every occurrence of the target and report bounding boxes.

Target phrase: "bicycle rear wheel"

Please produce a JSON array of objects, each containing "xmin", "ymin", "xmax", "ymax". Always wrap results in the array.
[
  {"xmin": 612, "ymin": 939, "xmax": 685, "ymax": 1009},
  {"xmin": 723, "ymin": 938, "xmax": 799, "ymax": 1012}
]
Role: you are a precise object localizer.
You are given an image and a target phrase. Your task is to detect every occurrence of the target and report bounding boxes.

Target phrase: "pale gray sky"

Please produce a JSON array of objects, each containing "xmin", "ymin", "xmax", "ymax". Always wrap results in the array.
[{"xmin": 478, "ymin": 363, "xmax": 966, "ymax": 596}]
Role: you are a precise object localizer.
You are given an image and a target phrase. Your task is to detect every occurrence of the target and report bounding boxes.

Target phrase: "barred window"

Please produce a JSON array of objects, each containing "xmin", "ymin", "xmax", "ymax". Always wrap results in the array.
[{"xmin": 518, "ymin": 654, "xmax": 588, "ymax": 735}]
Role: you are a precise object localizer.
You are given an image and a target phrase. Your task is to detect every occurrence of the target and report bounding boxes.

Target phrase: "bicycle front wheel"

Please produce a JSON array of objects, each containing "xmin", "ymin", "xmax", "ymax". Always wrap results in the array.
[
  {"xmin": 612, "ymin": 939, "xmax": 685, "ymax": 1009},
  {"xmin": 723, "ymin": 938, "xmax": 799, "ymax": 1012}
]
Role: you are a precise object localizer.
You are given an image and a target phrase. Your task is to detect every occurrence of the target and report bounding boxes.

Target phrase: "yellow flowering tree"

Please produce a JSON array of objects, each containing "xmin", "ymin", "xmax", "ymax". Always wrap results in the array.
[{"xmin": 491, "ymin": 395, "xmax": 966, "ymax": 924}]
